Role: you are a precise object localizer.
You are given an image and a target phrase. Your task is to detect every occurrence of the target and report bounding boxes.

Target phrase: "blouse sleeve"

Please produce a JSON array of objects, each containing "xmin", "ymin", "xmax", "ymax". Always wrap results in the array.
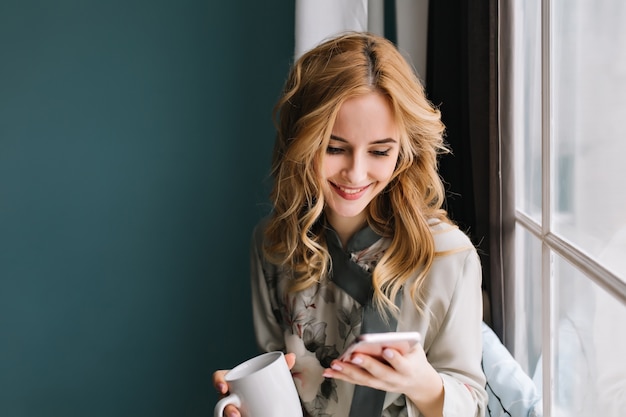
[
  {"xmin": 250, "ymin": 223, "xmax": 285, "ymax": 353},
  {"xmin": 408, "ymin": 248, "xmax": 488, "ymax": 417}
]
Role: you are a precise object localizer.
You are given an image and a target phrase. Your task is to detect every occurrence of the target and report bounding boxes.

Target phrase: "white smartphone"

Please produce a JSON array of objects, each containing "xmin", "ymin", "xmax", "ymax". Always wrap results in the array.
[{"xmin": 338, "ymin": 331, "xmax": 422, "ymax": 362}]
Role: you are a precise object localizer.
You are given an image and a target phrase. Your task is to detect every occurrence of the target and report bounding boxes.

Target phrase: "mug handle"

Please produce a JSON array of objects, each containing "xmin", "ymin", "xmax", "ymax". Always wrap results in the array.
[{"xmin": 214, "ymin": 393, "xmax": 242, "ymax": 417}]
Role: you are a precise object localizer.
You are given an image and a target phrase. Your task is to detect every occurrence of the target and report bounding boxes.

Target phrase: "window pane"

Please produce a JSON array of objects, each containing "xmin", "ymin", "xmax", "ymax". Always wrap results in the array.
[
  {"xmin": 554, "ymin": 254, "xmax": 626, "ymax": 416},
  {"xmin": 513, "ymin": 225, "xmax": 543, "ymax": 377},
  {"xmin": 513, "ymin": 0, "xmax": 542, "ymax": 222},
  {"xmin": 552, "ymin": 0, "xmax": 626, "ymax": 280}
]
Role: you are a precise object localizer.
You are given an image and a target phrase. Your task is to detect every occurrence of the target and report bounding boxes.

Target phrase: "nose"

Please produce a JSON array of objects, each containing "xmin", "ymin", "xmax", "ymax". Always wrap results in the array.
[{"xmin": 342, "ymin": 153, "xmax": 367, "ymax": 184}]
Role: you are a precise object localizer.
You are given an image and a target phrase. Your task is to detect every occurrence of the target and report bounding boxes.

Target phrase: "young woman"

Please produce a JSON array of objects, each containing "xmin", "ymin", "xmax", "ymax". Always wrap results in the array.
[{"xmin": 214, "ymin": 32, "xmax": 487, "ymax": 417}]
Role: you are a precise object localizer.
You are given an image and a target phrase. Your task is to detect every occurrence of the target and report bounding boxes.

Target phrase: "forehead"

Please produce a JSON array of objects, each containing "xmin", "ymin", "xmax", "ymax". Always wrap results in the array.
[{"xmin": 331, "ymin": 93, "xmax": 398, "ymax": 142}]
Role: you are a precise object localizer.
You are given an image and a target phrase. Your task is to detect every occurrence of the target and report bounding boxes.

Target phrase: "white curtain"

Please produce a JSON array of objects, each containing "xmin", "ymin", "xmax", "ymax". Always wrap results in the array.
[
  {"xmin": 293, "ymin": 0, "xmax": 429, "ymax": 83},
  {"xmin": 395, "ymin": 0, "xmax": 429, "ymax": 82},
  {"xmin": 294, "ymin": 0, "xmax": 369, "ymax": 59}
]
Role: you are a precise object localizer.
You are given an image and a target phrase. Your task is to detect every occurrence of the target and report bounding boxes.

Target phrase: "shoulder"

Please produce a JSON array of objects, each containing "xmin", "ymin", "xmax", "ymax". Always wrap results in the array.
[
  {"xmin": 423, "ymin": 219, "xmax": 482, "ymax": 296},
  {"xmin": 250, "ymin": 214, "xmax": 284, "ymax": 275},
  {"xmin": 398, "ymin": 220, "xmax": 482, "ymax": 333},
  {"xmin": 251, "ymin": 215, "xmax": 272, "ymax": 249},
  {"xmin": 250, "ymin": 215, "xmax": 283, "ymax": 283},
  {"xmin": 428, "ymin": 218, "xmax": 475, "ymax": 254}
]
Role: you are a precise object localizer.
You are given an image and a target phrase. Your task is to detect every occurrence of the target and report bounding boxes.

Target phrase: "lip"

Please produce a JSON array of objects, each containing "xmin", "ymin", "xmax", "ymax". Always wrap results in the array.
[{"xmin": 330, "ymin": 182, "xmax": 371, "ymax": 200}]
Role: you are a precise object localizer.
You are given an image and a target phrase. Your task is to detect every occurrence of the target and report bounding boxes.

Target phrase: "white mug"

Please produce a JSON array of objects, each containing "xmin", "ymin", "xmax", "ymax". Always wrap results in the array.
[{"xmin": 214, "ymin": 351, "xmax": 303, "ymax": 417}]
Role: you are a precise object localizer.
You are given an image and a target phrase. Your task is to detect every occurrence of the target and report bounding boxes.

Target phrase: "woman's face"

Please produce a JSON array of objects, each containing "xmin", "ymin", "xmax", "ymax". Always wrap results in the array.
[{"xmin": 321, "ymin": 92, "xmax": 400, "ymax": 233}]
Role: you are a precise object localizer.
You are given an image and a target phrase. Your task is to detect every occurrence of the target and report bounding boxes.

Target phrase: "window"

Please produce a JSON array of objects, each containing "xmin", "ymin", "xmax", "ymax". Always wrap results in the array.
[{"xmin": 513, "ymin": 0, "xmax": 626, "ymax": 415}]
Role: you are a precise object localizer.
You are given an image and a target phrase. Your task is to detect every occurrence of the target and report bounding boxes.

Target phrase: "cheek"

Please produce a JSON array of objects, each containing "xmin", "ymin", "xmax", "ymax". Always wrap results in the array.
[
  {"xmin": 376, "ymin": 158, "xmax": 399, "ymax": 182},
  {"xmin": 320, "ymin": 157, "xmax": 339, "ymax": 179}
]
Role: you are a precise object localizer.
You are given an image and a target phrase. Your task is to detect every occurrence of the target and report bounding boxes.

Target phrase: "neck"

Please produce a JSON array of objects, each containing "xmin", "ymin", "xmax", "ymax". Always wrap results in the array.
[{"xmin": 325, "ymin": 210, "xmax": 367, "ymax": 248}]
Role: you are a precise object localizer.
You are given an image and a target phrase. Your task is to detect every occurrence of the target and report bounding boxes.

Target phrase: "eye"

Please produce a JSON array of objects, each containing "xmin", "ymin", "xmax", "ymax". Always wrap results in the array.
[
  {"xmin": 371, "ymin": 148, "xmax": 391, "ymax": 157},
  {"xmin": 326, "ymin": 146, "xmax": 344, "ymax": 155}
]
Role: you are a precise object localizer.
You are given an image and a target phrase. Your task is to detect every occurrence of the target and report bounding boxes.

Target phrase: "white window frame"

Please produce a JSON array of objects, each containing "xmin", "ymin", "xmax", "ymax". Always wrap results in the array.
[{"xmin": 513, "ymin": 0, "xmax": 626, "ymax": 414}]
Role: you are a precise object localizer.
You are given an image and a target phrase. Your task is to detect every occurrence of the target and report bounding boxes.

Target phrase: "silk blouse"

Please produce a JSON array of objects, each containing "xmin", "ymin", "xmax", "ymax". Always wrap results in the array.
[{"xmin": 250, "ymin": 217, "xmax": 488, "ymax": 417}]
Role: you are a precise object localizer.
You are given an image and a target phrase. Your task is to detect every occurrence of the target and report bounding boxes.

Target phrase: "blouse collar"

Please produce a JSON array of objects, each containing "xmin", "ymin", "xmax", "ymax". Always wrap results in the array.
[{"xmin": 325, "ymin": 222, "xmax": 382, "ymax": 253}]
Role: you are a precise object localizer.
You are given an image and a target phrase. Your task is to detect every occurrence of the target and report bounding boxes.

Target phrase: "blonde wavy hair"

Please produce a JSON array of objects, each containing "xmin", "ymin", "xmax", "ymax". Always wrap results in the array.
[{"xmin": 264, "ymin": 32, "xmax": 452, "ymax": 315}]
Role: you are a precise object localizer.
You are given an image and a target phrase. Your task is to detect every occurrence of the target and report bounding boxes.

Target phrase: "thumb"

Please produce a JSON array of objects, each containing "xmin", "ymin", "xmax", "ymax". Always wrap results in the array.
[{"xmin": 285, "ymin": 352, "xmax": 297, "ymax": 370}]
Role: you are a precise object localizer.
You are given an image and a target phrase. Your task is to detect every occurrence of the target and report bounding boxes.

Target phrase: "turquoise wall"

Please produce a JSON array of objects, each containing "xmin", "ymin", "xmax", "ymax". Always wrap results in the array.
[{"xmin": 0, "ymin": 1, "xmax": 294, "ymax": 415}]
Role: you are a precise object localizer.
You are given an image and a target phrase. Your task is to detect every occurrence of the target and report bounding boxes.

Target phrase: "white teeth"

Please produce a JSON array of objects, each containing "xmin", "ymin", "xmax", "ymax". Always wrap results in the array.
[{"xmin": 339, "ymin": 186, "xmax": 364, "ymax": 194}]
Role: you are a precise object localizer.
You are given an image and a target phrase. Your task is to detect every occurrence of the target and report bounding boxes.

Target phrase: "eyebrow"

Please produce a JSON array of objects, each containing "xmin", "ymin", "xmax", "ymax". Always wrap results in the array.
[{"xmin": 329, "ymin": 134, "xmax": 397, "ymax": 145}]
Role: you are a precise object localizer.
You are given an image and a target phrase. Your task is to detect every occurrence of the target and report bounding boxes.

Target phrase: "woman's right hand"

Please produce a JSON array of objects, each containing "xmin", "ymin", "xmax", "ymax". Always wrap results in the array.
[
  {"xmin": 212, "ymin": 369, "xmax": 237, "ymax": 417},
  {"xmin": 212, "ymin": 352, "xmax": 297, "ymax": 417}
]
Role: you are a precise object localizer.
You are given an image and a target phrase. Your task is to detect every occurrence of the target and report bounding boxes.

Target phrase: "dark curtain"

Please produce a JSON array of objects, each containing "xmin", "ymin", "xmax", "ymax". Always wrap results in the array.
[{"xmin": 425, "ymin": 0, "xmax": 514, "ymax": 342}]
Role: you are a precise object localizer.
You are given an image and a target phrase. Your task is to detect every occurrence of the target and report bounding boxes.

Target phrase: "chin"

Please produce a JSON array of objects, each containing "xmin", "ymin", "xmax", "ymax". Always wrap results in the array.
[{"xmin": 327, "ymin": 205, "xmax": 369, "ymax": 220}]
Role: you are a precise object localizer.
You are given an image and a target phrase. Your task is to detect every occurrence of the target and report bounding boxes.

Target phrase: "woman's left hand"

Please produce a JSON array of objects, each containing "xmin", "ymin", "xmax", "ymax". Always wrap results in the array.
[{"xmin": 322, "ymin": 344, "xmax": 444, "ymax": 417}]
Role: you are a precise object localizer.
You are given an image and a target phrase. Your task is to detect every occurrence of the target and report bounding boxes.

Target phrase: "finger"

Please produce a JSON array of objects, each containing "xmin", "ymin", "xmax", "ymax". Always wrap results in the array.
[
  {"xmin": 343, "ymin": 354, "xmax": 400, "ymax": 390},
  {"xmin": 385, "ymin": 344, "xmax": 427, "ymax": 373},
  {"xmin": 350, "ymin": 353, "xmax": 394, "ymax": 374},
  {"xmin": 212, "ymin": 370, "xmax": 229, "ymax": 394},
  {"xmin": 285, "ymin": 352, "xmax": 297, "ymax": 370},
  {"xmin": 380, "ymin": 348, "xmax": 403, "ymax": 369},
  {"xmin": 323, "ymin": 358, "xmax": 377, "ymax": 384},
  {"xmin": 224, "ymin": 404, "xmax": 241, "ymax": 417}
]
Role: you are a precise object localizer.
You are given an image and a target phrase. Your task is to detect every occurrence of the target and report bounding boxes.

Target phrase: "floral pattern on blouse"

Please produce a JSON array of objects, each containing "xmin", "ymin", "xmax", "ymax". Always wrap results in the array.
[
  {"xmin": 267, "ymin": 237, "xmax": 390, "ymax": 417},
  {"xmin": 255, "ymin": 220, "xmax": 490, "ymax": 417}
]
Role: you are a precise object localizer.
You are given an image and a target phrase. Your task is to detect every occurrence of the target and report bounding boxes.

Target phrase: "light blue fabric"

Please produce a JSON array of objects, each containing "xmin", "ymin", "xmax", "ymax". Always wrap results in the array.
[{"xmin": 481, "ymin": 322, "xmax": 543, "ymax": 417}]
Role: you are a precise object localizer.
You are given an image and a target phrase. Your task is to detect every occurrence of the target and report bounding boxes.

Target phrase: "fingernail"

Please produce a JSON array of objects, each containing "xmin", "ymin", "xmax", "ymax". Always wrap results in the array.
[
  {"xmin": 322, "ymin": 370, "xmax": 332, "ymax": 378},
  {"xmin": 217, "ymin": 383, "xmax": 227, "ymax": 393},
  {"xmin": 383, "ymin": 349, "xmax": 394, "ymax": 359},
  {"xmin": 331, "ymin": 363, "xmax": 343, "ymax": 371},
  {"xmin": 227, "ymin": 411, "xmax": 238, "ymax": 417},
  {"xmin": 351, "ymin": 356, "xmax": 363, "ymax": 365}
]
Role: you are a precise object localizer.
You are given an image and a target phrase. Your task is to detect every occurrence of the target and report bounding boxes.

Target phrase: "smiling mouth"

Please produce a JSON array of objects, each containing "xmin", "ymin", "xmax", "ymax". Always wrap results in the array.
[{"xmin": 331, "ymin": 182, "xmax": 370, "ymax": 194}]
